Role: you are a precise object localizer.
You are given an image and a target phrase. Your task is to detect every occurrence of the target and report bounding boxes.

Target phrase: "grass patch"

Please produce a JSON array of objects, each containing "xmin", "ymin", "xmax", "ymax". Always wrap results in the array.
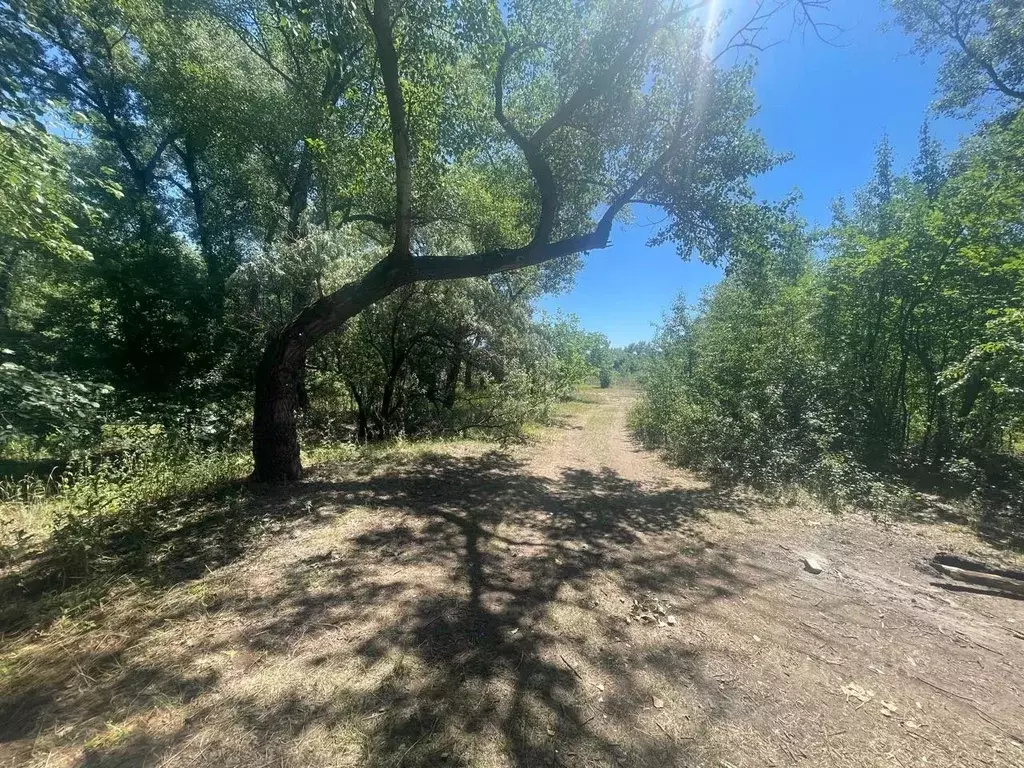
[{"xmin": 0, "ymin": 433, "xmax": 493, "ymax": 636}]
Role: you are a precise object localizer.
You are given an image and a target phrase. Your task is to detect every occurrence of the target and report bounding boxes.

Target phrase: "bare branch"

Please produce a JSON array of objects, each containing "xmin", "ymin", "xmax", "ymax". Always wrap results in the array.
[{"xmin": 792, "ymin": 0, "xmax": 844, "ymax": 46}]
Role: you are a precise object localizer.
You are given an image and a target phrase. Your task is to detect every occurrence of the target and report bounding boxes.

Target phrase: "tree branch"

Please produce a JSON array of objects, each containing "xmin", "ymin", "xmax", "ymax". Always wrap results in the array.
[
  {"xmin": 944, "ymin": 6, "xmax": 1024, "ymax": 102},
  {"xmin": 233, "ymin": 27, "xmax": 299, "ymax": 88},
  {"xmin": 144, "ymin": 130, "xmax": 179, "ymax": 183},
  {"xmin": 529, "ymin": 0, "xmax": 705, "ymax": 148},
  {"xmin": 494, "ymin": 42, "xmax": 559, "ymax": 246},
  {"xmin": 365, "ymin": 0, "xmax": 414, "ymax": 258}
]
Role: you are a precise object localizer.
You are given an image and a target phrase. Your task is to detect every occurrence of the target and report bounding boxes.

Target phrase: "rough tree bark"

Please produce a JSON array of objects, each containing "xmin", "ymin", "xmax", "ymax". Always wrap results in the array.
[{"xmin": 253, "ymin": 255, "xmax": 411, "ymax": 480}]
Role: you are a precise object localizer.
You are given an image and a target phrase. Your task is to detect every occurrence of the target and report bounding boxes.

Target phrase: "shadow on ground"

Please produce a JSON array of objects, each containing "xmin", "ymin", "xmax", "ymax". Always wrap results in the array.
[
  {"xmin": 1, "ymin": 449, "xmax": 760, "ymax": 767},
  {"xmin": 880, "ymin": 470, "xmax": 1024, "ymax": 554}
]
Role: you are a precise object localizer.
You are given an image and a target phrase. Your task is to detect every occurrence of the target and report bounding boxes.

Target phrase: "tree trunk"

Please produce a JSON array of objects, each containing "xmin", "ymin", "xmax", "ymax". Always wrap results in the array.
[
  {"xmin": 295, "ymin": 351, "xmax": 310, "ymax": 412},
  {"xmin": 252, "ymin": 335, "xmax": 306, "ymax": 482},
  {"xmin": 251, "ymin": 255, "xmax": 410, "ymax": 481},
  {"xmin": 348, "ymin": 382, "xmax": 369, "ymax": 443},
  {"xmin": 443, "ymin": 353, "xmax": 461, "ymax": 409}
]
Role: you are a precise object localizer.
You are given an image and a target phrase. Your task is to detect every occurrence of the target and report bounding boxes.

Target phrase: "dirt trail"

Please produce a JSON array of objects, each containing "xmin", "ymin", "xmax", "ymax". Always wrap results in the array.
[{"xmin": 3, "ymin": 390, "xmax": 1023, "ymax": 767}]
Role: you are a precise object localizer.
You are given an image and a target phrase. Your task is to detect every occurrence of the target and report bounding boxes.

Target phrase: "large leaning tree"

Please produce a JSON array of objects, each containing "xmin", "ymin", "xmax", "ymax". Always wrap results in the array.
[{"xmin": 251, "ymin": 0, "xmax": 831, "ymax": 481}]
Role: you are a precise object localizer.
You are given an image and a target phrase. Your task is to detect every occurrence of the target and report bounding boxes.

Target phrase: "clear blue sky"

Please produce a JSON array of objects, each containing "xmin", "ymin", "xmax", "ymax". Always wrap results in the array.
[{"xmin": 538, "ymin": 0, "xmax": 971, "ymax": 347}]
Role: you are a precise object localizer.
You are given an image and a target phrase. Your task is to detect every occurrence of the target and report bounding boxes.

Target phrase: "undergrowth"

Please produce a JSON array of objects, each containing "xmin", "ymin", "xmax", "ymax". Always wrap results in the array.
[
  {"xmin": 0, "ymin": 417, "xmax": 512, "ymax": 634},
  {"xmin": 0, "ymin": 427, "xmax": 364, "ymax": 618}
]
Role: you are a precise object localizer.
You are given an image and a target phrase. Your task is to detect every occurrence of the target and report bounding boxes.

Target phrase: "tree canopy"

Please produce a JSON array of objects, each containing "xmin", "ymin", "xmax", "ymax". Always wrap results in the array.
[
  {"xmin": 633, "ymin": 2, "xmax": 1024, "ymax": 505},
  {"xmin": 2, "ymin": 0, "xmax": 1018, "ymax": 503}
]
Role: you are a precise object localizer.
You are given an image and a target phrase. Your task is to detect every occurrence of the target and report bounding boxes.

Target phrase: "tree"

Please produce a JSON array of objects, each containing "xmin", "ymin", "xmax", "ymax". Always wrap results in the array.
[
  {"xmin": 0, "ymin": 0, "xmax": 831, "ymax": 476},
  {"xmin": 250, "ymin": 0, "xmax": 832, "ymax": 480},
  {"xmin": 636, "ymin": 110, "xmax": 1024, "ymax": 495},
  {"xmin": 891, "ymin": 0, "xmax": 1024, "ymax": 114},
  {"xmin": 912, "ymin": 121, "xmax": 946, "ymax": 199},
  {"xmin": 632, "ymin": 201, "xmax": 825, "ymax": 484},
  {"xmin": 0, "ymin": 120, "xmax": 93, "ymax": 325}
]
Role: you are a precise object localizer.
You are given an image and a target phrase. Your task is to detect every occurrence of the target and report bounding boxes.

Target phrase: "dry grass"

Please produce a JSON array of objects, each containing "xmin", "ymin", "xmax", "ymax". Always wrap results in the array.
[{"xmin": 1, "ymin": 390, "xmax": 1023, "ymax": 767}]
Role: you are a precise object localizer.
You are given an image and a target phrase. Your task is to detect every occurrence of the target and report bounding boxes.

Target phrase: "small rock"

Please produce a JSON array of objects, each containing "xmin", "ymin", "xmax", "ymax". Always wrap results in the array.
[
  {"xmin": 652, "ymin": 696, "xmax": 665, "ymax": 709},
  {"xmin": 802, "ymin": 554, "xmax": 826, "ymax": 574},
  {"xmin": 666, "ymin": 615, "xmax": 677, "ymax": 626}
]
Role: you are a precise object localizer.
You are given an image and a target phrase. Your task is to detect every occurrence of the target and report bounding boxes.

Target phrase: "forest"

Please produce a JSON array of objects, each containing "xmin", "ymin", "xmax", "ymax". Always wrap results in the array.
[
  {"xmin": 2, "ymin": 0, "xmax": 1024, "ymax": 766},
  {"xmin": 0, "ymin": 0, "xmax": 1021, "ymax": 539},
  {"xmin": 633, "ymin": 116, "xmax": 1024, "ymax": 509},
  {"xmin": 2, "ymin": 0, "xmax": 638, "ymax": 480}
]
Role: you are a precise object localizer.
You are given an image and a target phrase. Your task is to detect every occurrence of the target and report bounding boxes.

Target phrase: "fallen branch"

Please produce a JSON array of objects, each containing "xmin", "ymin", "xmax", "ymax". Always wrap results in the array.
[
  {"xmin": 560, "ymin": 654, "xmax": 584, "ymax": 681},
  {"xmin": 933, "ymin": 552, "xmax": 1024, "ymax": 582},
  {"xmin": 929, "ymin": 561, "xmax": 1024, "ymax": 598}
]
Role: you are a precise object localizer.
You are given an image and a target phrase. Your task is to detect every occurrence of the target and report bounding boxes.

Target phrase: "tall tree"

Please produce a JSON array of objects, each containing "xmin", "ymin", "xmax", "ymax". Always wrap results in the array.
[
  {"xmin": 250, "ymin": 0, "xmax": 833, "ymax": 480},
  {"xmin": 912, "ymin": 121, "xmax": 946, "ymax": 199}
]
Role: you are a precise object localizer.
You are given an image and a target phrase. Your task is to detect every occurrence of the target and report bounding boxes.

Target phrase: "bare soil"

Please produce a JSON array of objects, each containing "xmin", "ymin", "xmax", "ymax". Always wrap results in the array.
[{"xmin": 2, "ymin": 389, "xmax": 1023, "ymax": 767}]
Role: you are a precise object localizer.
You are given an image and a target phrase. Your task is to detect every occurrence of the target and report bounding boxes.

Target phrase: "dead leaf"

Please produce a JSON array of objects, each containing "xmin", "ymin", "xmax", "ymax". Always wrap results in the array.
[
  {"xmin": 880, "ymin": 700, "xmax": 898, "ymax": 717},
  {"xmin": 840, "ymin": 682, "xmax": 875, "ymax": 703}
]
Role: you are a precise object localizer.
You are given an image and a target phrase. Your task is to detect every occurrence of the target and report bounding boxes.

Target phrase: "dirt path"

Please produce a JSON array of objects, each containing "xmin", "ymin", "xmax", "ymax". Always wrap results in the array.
[{"xmin": 3, "ymin": 390, "xmax": 1023, "ymax": 767}]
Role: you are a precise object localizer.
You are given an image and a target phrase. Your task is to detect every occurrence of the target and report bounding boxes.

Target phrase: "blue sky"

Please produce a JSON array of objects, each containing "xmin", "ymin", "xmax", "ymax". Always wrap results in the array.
[{"xmin": 538, "ymin": 0, "xmax": 972, "ymax": 347}]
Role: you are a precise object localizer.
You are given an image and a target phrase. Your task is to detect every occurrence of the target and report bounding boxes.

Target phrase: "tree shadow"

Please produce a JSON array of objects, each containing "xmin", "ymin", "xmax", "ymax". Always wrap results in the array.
[
  {"xmin": 880, "ymin": 474, "xmax": 1024, "ymax": 554},
  {"xmin": 2, "ymin": 449, "xmax": 763, "ymax": 767}
]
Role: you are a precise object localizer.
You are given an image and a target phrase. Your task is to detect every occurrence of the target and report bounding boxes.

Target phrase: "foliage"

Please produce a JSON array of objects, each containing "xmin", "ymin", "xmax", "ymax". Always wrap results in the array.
[
  {"xmin": 0, "ymin": 423, "xmax": 358, "ymax": 583},
  {"xmin": 635, "ymin": 115, "xmax": 1024, "ymax": 507},
  {"xmin": 891, "ymin": 0, "xmax": 1024, "ymax": 116},
  {"xmin": 3, "ymin": 0, "xmax": 1015, "ymax": 513},
  {"xmin": 538, "ymin": 315, "xmax": 610, "ymax": 397},
  {"xmin": 610, "ymin": 342, "xmax": 657, "ymax": 382},
  {"xmin": 0, "ymin": 349, "xmax": 113, "ymax": 454},
  {"xmin": 632, "ymin": 202, "xmax": 839, "ymax": 487},
  {"xmin": 1, "ymin": 0, "xmax": 808, "ymax": 480}
]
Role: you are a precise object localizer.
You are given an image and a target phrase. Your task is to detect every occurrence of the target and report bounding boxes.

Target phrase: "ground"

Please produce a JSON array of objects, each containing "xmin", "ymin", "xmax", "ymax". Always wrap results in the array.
[{"xmin": 2, "ymin": 389, "xmax": 1023, "ymax": 767}]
